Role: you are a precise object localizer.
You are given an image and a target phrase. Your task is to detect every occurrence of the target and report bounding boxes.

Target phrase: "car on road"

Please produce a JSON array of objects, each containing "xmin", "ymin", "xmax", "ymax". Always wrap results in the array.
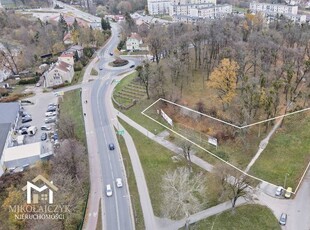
[
  {"xmin": 109, "ymin": 143, "xmax": 115, "ymax": 150},
  {"xmin": 41, "ymin": 133, "xmax": 47, "ymax": 141},
  {"xmin": 109, "ymin": 52, "xmax": 113, "ymax": 56},
  {"xmin": 275, "ymin": 186, "xmax": 284, "ymax": 196},
  {"xmin": 99, "ymin": 66, "xmax": 103, "ymax": 70},
  {"xmin": 129, "ymin": 64, "xmax": 135, "ymax": 68},
  {"xmin": 106, "ymin": 184, "xmax": 113, "ymax": 197},
  {"xmin": 285, "ymin": 187, "xmax": 292, "ymax": 198},
  {"xmin": 116, "ymin": 178, "xmax": 123, "ymax": 188},
  {"xmin": 279, "ymin": 213, "xmax": 287, "ymax": 225},
  {"xmin": 22, "ymin": 117, "xmax": 32, "ymax": 123},
  {"xmin": 41, "ymin": 125, "xmax": 52, "ymax": 131},
  {"xmin": 45, "ymin": 112, "xmax": 57, "ymax": 117}
]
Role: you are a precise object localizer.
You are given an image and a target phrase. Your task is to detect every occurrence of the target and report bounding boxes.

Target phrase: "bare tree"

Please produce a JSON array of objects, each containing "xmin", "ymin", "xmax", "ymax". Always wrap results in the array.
[
  {"xmin": 179, "ymin": 140, "xmax": 192, "ymax": 168},
  {"xmin": 58, "ymin": 115, "xmax": 76, "ymax": 139},
  {"xmin": 212, "ymin": 164, "xmax": 253, "ymax": 210},
  {"xmin": 161, "ymin": 167, "xmax": 206, "ymax": 220}
]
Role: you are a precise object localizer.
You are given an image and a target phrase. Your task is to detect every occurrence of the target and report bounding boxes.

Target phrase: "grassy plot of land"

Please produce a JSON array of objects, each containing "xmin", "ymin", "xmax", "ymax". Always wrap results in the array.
[
  {"xmin": 250, "ymin": 112, "xmax": 310, "ymax": 188},
  {"xmin": 113, "ymin": 73, "xmax": 164, "ymax": 135},
  {"xmin": 183, "ymin": 204, "xmax": 280, "ymax": 230},
  {"xmin": 119, "ymin": 118, "xmax": 211, "ymax": 217},
  {"xmin": 116, "ymin": 132, "xmax": 145, "ymax": 230},
  {"xmin": 96, "ymin": 200, "xmax": 102, "ymax": 230},
  {"xmin": 59, "ymin": 89, "xmax": 86, "ymax": 144},
  {"xmin": 91, "ymin": 68, "xmax": 98, "ymax": 76},
  {"xmin": 72, "ymin": 68, "xmax": 86, "ymax": 84}
]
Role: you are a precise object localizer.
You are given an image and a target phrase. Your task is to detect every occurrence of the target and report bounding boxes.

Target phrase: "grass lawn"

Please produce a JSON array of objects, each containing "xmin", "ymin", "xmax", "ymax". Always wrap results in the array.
[
  {"xmin": 250, "ymin": 112, "xmax": 310, "ymax": 188},
  {"xmin": 113, "ymin": 72, "xmax": 165, "ymax": 135},
  {"xmin": 96, "ymin": 199, "xmax": 102, "ymax": 230},
  {"xmin": 59, "ymin": 89, "xmax": 86, "ymax": 145},
  {"xmin": 119, "ymin": 118, "xmax": 211, "ymax": 218},
  {"xmin": 116, "ymin": 132, "xmax": 145, "ymax": 230},
  {"xmin": 72, "ymin": 68, "xmax": 86, "ymax": 84},
  {"xmin": 183, "ymin": 204, "xmax": 280, "ymax": 230},
  {"xmin": 91, "ymin": 68, "xmax": 98, "ymax": 76}
]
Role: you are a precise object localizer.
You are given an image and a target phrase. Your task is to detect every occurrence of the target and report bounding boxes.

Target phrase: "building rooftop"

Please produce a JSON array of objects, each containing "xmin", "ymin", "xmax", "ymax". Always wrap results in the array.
[
  {"xmin": 0, "ymin": 102, "xmax": 20, "ymax": 124},
  {"xmin": 0, "ymin": 123, "xmax": 10, "ymax": 160}
]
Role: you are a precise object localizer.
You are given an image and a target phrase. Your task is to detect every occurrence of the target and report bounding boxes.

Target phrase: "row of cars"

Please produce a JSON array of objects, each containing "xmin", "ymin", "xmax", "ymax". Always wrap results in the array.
[{"xmin": 276, "ymin": 186, "xmax": 293, "ymax": 226}]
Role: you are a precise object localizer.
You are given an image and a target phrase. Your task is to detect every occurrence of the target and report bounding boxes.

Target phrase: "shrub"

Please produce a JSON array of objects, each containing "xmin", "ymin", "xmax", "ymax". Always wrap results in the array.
[
  {"xmin": 112, "ymin": 59, "xmax": 128, "ymax": 67},
  {"xmin": 74, "ymin": 61, "xmax": 83, "ymax": 71},
  {"xmin": 18, "ymin": 76, "xmax": 39, "ymax": 85}
]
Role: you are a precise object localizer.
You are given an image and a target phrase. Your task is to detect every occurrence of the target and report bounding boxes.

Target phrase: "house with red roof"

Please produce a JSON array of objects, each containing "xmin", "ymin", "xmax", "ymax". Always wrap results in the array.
[{"xmin": 58, "ymin": 53, "xmax": 74, "ymax": 66}]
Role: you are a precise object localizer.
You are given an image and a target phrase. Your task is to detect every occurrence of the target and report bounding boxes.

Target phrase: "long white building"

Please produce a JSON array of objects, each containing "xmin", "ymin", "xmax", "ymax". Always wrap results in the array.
[
  {"xmin": 148, "ymin": 0, "xmax": 171, "ymax": 15},
  {"xmin": 249, "ymin": 2, "xmax": 298, "ymax": 15}
]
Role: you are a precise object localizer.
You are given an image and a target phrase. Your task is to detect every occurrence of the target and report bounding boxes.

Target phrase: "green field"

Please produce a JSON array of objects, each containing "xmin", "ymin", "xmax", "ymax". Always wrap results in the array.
[
  {"xmin": 185, "ymin": 204, "xmax": 280, "ymax": 230},
  {"xmin": 119, "ymin": 118, "xmax": 210, "ymax": 217},
  {"xmin": 59, "ymin": 89, "xmax": 86, "ymax": 144},
  {"xmin": 250, "ymin": 112, "xmax": 310, "ymax": 188}
]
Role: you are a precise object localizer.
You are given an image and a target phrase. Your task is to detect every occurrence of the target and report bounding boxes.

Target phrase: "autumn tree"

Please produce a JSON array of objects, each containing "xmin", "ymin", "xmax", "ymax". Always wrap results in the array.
[
  {"xmin": 208, "ymin": 58, "xmax": 239, "ymax": 111},
  {"xmin": 161, "ymin": 167, "xmax": 206, "ymax": 220}
]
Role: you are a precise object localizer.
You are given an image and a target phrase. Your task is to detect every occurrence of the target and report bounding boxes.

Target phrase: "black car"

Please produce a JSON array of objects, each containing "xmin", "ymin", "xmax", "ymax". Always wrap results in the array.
[
  {"xmin": 129, "ymin": 64, "xmax": 135, "ymax": 68},
  {"xmin": 109, "ymin": 143, "xmax": 115, "ymax": 150},
  {"xmin": 41, "ymin": 133, "xmax": 47, "ymax": 141},
  {"xmin": 22, "ymin": 117, "xmax": 32, "ymax": 123}
]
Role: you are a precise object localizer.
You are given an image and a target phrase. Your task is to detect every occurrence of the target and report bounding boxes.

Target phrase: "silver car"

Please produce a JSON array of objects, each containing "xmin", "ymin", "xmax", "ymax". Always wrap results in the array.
[{"xmin": 279, "ymin": 213, "xmax": 287, "ymax": 225}]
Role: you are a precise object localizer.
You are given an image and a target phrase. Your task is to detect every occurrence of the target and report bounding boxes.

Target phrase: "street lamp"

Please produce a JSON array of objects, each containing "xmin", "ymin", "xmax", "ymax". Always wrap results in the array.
[{"xmin": 284, "ymin": 173, "xmax": 289, "ymax": 188}]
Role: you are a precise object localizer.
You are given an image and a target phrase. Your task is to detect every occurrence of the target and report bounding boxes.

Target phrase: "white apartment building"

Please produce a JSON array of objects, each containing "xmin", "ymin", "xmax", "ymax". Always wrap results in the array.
[
  {"xmin": 148, "ymin": 0, "xmax": 171, "ymax": 15},
  {"xmin": 171, "ymin": 4, "xmax": 232, "ymax": 22},
  {"xmin": 250, "ymin": 2, "xmax": 298, "ymax": 15}
]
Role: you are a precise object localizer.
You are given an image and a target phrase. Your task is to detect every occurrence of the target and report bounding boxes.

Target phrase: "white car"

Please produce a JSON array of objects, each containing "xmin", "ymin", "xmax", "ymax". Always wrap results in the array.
[
  {"xmin": 116, "ymin": 178, "xmax": 123, "ymax": 188},
  {"xmin": 106, "ymin": 184, "xmax": 113, "ymax": 197},
  {"xmin": 45, "ymin": 112, "xmax": 57, "ymax": 117},
  {"xmin": 275, "ymin": 186, "xmax": 284, "ymax": 196}
]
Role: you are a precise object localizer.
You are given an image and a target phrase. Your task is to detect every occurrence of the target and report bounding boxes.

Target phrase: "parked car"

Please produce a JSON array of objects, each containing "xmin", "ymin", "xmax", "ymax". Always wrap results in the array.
[
  {"xmin": 109, "ymin": 143, "xmax": 115, "ymax": 150},
  {"xmin": 99, "ymin": 66, "xmax": 103, "ymax": 70},
  {"xmin": 41, "ymin": 133, "xmax": 47, "ymax": 141},
  {"xmin": 47, "ymin": 107, "xmax": 57, "ymax": 112},
  {"xmin": 21, "ymin": 112, "xmax": 30, "ymax": 117},
  {"xmin": 279, "ymin": 213, "xmax": 287, "ymax": 225},
  {"xmin": 45, "ymin": 117, "xmax": 56, "ymax": 124},
  {"xmin": 53, "ymin": 133, "xmax": 58, "ymax": 140},
  {"xmin": 106, "ymin": 184, "xmax": 113, "ymax": 197},
  {"xmin": 45, "ymin": 112, "xmax": 57, "ymax": 117},
  {"xmin": 27, "ymin": 126, "xmax": 37, "ymax": 136},
  {"xmin": 129, "ymin": 64, "xmax": 135, "ymax": 68},
  {"xmin": 284, "ymin": 187, "xmax": 292, "ymax": 198},
  {"xmin": 116, "ymin": 178, "xmax": 123, "ymax": 188},
  {"xmin": 275, "ymin": 186, "xmax": 284, "ymax": 196},
  {"xmin": 109, "ymin": 52, "xmax": 113, "ymax": 56},
  {"xmin": 19, "ymin": 128, "xmax": 28, "ymax": 135},
  {"xmin": 48, "ymin": 103, "xmax": 58, "ymax": 107},
  {"xmin": 22, "ymin": 117, "xmax": 32, "ymax": 123},
  {"xmin": 41, "ymin": 125, "xmax": 52, "ymax": 131},
  {"xmin": 19, "ymin": 125, "xmax": 31, "ymax": 130}
]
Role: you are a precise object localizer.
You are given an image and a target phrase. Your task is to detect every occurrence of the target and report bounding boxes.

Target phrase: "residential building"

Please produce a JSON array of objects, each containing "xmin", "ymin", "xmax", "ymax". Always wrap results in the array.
[
  {"xmin": 249, "ymin": 2, "xmax": 298, "ymax": 15},
  {"xmin": 170, "ymin": 3, "xmax": 232, "ymax": 22},
  {"xmin": 66, "ymin": 45, "xmax": 84, "ymax": 58},
  {"xmin": 126, "ymin": 33, "xmax": 148, "ymax": 51},
  {"xmin": 45, "ymin": 61, "xmax": 74, "ymax": 87},
  {"xmin": 0, "ymin": 102, "xmax": 20, "ymax": 175},
  {"xmin": 148, "ymin": 0, "xmax": 171, "ymax": 15},
  {"xmin": 58, "ymin": 53, "xmax": 74, "ymax": 66}
]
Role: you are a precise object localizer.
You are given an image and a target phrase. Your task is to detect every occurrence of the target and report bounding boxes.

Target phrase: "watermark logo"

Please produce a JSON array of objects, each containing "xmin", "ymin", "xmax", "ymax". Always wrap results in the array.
[
  {"xmin": 8, "ymin": 175, "xmax": 70, "ymax": 220},
  {"xmin": 22, "ymin": 175, "xmax": 58, "ymax": 204}
]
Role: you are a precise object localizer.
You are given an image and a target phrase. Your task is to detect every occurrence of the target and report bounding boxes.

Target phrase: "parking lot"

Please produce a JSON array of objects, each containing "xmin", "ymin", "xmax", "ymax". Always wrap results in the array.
[{"xmin": 17, "ymin": 86, "xmax": 59, "ymax": 146}]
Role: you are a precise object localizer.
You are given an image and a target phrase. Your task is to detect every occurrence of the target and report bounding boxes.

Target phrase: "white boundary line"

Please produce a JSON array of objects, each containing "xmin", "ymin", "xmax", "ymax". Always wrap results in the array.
[
  {"xmin": 141, "ymin": 98, "xmax": 310, "ymax": 194},
  {"xmin": 150, "ymin": 98, "xmax": 310, "ymax": 129},
  {"xmin": 141, "ymin": 110, "xmax": 278, "ymax": 190}
]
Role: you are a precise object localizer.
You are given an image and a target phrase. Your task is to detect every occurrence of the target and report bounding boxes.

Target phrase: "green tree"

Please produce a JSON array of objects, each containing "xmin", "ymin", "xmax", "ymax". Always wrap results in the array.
[{"xmin": 58, "ymin": 14, "xmax": 68, "ymax": 35}]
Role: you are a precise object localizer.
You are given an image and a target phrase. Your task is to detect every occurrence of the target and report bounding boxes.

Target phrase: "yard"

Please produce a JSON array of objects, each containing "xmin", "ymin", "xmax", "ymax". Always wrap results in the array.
[
  {"xmin": 250, "ymin": 111, "xmax": 310, "ymax": 189},
  {"xmin": 183, "ymin": 204, "xmax": 280, "ymax": 230},
  {"xmin": 119, "ymin": 118, "xmax": 212, "ymax": 218}
]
